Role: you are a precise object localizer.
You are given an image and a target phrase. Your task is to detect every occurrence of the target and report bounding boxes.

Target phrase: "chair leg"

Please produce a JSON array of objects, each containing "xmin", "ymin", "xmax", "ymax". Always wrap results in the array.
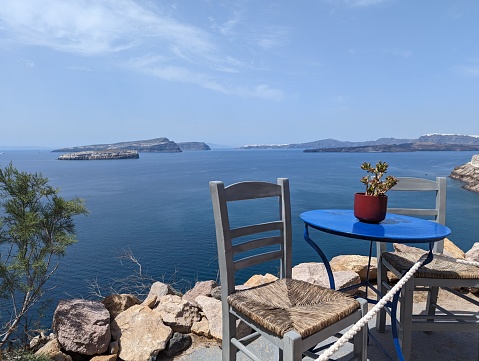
[
  {"xmin": 282, "ymin": 331, "xmax": 302, "ymax": 361},
  {"xmin": 399, "ymin": 277, "xmax": 414, "ymax": 361},
  {"xmin": 353, "ymin": 299, "xmax": 368, "ymax": 361},
  {"xmin": 376, "ymin": 242, "xmax": 387, "ymax": 332},
  {"xmin": 223, "ymin": 312, "xmax": 238, "ymax": 361},
  {"xmin": 425, "ymin": 285, "xmax": 439, "ymax": 322},
  {"xmin": 377, "ymin": 254, "xmax": 389, "ymax": 333}
]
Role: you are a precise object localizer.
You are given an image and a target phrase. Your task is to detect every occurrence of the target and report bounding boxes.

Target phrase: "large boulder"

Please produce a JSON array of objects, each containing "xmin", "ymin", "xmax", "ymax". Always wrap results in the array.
[
  {"xmin": 195, "ymin": 296, "xmax": 222, "ymax": 339},
  {"xmin": 292, "ymin": 262, "xmax": 360, "ymax": 295},
  {"xmin": 111, "ymin": 305, "xmax": 172, "ymax": 361},
  {"xmin": 102, "ymin": 294, "xmax": 141, "ymax": 320},
  {"xmin": 182, "ymin": 280, "xmax": 218, "ymax": 305},
  {"xmin": 154, "ymin": 295, "xmax": 201, "ymax": 333},
  {"xmin": 143, "ymin": 281, "xmax": 175, "ymax": 308},
  {"xmin": 330, "ymin": 255, "xmax": 377, "ymax": 281},
  {"xmin": 53, "ymin": 299, "xmax": 110, "ymax": 355}
]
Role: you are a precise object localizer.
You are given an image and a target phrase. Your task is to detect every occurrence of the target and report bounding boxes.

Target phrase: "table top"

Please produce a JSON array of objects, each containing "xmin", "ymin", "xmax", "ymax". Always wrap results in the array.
[{"xmin": 300, "ymin": 209, "xmax": 451, "ymax": 243}]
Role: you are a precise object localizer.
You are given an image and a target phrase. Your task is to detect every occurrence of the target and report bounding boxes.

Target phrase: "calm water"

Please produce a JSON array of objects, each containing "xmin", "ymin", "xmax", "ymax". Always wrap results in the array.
[{"xmin": 1, "ymin": 149, "xmax": 478, "ymax": 322}]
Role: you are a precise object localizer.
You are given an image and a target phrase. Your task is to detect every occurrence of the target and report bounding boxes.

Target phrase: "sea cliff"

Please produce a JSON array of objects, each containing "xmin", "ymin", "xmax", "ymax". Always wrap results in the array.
[{"xmin": 450, "ymin": 155, "xmax": 479, "ymax": 193}]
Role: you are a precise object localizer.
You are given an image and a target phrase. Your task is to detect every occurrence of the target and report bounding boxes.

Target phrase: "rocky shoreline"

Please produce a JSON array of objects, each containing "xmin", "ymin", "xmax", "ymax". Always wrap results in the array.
[
  {"xmin": 28, "ymin": 239, "xmax": 478, "ymax": 361},
  {"xmin": 450, "ymin": 154, "xmax": 479, "ymax": 193}
]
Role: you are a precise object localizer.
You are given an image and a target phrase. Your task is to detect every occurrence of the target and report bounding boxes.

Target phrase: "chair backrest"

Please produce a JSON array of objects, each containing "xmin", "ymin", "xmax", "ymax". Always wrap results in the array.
[
  {"xmin": 209, "ymin": 178, "xmax": 292, "ymax": 297},
  {"xmin": 387, "ymin": 176, "xmax": 446, "ymax": 252}
]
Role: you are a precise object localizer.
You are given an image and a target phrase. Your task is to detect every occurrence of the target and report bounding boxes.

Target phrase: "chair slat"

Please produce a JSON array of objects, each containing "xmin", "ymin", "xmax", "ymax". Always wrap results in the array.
[
  {"xmin": 225, "ymin": 181, "xmax": 282, "ymax": 201},
  {"xmin": 234, "ymin": 250, "xmax": 284, "ymax": 271},
  {"xmin": 232, "ymin": 236, "xmax": 283, "ymax": 255},
  {"xmin": 230, "ymin": 221, "xmax": 283, "ymax": 239},
  {"xmin": 392, "ymin": 177, "xmax": 439, "ymax": 191}
]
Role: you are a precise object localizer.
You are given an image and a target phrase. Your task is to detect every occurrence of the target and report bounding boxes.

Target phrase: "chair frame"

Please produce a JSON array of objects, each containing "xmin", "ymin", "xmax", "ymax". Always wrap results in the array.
[
  {"xmin": 376, "ymin": 176, "xmax": 479, "ymax": 361},
  {"xmin": 210, "ymin": 178, "xmax": 367, "ymax": 361}
]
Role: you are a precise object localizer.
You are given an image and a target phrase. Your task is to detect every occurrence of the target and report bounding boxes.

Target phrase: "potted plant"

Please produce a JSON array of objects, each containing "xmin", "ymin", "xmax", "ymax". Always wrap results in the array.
[{"xmin": 354, "ymin": 161, "xmax": 398, "ymax": 223}]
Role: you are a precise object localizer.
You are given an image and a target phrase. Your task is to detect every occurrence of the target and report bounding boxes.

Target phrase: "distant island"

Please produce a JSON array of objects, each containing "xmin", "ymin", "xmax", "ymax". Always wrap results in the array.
[
  {"xmin": 52, "ymin": 138, "xmax": 211, "ymax": 154},
  {"xmin": 240, "ymin": 134, "xmax": 479, "ymax": 152}
]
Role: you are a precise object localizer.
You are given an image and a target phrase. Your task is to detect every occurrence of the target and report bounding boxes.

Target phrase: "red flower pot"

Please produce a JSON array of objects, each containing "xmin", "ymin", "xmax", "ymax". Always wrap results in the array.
[{"xmin": 354, "ymin": 193, "xmax": 388, "ymax": 223}]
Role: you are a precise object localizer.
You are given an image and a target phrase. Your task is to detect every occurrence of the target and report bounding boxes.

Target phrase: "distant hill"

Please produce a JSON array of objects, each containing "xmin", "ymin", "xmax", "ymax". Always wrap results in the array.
[
  {"xmin": 304, "ymin": 142, "xmax": 479, "ymax": 153},
  {"xmin": 53, "ymin": 138, "xmax": 211, "ymax": 153},
  {"xmin": 240, "ymin": 134, "xmax": 479, "ymax": 152},
  {"xmin": 240, "ymin": 137, "xmax": 415, "ymax": 149}
]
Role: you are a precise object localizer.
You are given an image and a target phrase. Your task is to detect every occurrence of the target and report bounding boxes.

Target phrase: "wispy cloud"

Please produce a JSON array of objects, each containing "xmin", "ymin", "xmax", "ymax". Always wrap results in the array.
[
  {"xmin": 454, "ymin": 64, "xmax": 479, "ymax": 78},
  {"xmin": 0, "ymin": 0, "xmax": 285, "ymax": 99},
  {"xmin": 381, "ymin": 48, "xmax": 413, "ymax": 58},
  {"xmin": 325, "ymin": 0, "xmax": 390, "ymax": 8},
  {"xmin": 345, "ymin": 0, "xmax": 390, "ymax": 7},
  {"xmin": 17, "ymin": 58, "xmax": 34, "ymax": 68},
  {"xmin": 253, "ymin": 26, "xmax": 291, "ymax": 50},
  {"xmin": 128, "ymin": 55, "xmax": 283, "ymax": 100}
]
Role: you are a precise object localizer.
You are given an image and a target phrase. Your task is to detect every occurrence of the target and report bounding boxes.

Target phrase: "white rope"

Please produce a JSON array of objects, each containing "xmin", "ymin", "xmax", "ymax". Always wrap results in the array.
[
  {"xmin": 456, "ymin": 258, "xmax": 479, "ymax": 267},
  {"xmin": 317, "ymin": 253, "xmax": 430, "ymax": 361}
]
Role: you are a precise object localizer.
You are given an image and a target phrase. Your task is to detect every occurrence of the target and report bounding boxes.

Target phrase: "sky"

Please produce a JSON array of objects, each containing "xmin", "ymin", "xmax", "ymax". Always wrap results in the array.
[{"xmin": 1, "ymin": 0, "xmax": 478, "ymax": 148}]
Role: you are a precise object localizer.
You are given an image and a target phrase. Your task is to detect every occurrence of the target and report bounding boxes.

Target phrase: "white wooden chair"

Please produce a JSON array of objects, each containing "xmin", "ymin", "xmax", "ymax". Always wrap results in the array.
[
  {"xmin": 210, "ymin": 178, "xmax": 368, "ymax": 361},
  {"xmin": 376, "ymin": 177, "xmax": 479, "ymax": 361}
]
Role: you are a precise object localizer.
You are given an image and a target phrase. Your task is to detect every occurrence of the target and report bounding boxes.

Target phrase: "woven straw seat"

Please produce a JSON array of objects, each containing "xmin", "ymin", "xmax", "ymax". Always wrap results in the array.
[
  {"xmin": 228, "ymin": 278, "xmax": 360, "ymax": 338},
  {"xmin": 382, "ymin": 251, "xmax": 479, "ymax": 279}
]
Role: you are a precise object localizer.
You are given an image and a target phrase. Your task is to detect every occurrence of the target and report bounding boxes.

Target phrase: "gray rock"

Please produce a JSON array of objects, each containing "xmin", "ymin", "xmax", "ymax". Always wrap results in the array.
[
  {"xmin": 210, "ymin": 286, "xmax": 222, "ymax": 300},
  {"xmin": 292, "ymin": 262, "xmax": 360, "ymax": 295},
  {"xmin": 182, "ymin": 280, "xmax": 218, "ymax": 305},
  {"xmin": 154, "ymin": 295, "xmax": 201, "ymax": 333},
  {"xmin": 145, "ymin": 281, "xmax": 174, "ymax": 305},
  {"xmin": 53, "ymin": 299, "xmax": 110, "ymax": 355},
  {"xmin": 163, "ymin": 332, "xmax": 192, "ymax": 357}
]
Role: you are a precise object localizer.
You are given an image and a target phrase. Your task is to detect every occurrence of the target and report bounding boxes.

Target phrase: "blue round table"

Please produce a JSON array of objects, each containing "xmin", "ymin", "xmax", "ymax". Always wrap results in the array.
[
  {"xmin": 300, "ymin": 209, "xmax": 451, "ymax": 243},
  {"xmin": 300, "ymin": 209, "xmax": 451, "ymax": 361}
]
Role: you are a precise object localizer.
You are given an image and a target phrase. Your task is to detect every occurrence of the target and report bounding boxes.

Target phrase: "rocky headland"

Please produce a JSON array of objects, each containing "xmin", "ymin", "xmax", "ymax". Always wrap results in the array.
[
  {"xmin": 450, "ymin": 154, "xmax": 479, "ymax": 193},
  {"xmin": 58, "ymin": 150, "xmax": 139, "ymax": 160}
]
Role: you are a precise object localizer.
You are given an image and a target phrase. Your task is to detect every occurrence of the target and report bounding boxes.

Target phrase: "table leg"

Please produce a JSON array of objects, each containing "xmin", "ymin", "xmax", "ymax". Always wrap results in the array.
[{"xmin": 303, "ymin": 225, "xmax": 336, "ymax": 290}]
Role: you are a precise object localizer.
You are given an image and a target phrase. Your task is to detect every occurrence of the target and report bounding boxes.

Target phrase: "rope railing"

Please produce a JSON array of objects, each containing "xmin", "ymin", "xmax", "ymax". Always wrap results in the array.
[
  {"xmin": 457, "ymin": 258, "xmax": 479, "ymax": 267},
  {"xmin": 317, "ymin": 252, "xmax": 431, "ymax": 361}
]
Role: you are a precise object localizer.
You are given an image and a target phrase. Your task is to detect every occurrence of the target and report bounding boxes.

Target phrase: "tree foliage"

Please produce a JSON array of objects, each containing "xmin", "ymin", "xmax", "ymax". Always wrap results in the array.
[{"xmin": 0, "ymin": 163, "xmax": 88, "ymax": 347}]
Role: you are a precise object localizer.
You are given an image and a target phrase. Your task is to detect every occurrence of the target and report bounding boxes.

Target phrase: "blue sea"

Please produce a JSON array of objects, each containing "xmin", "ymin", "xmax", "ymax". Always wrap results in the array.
[{"xmin": 1, "ymin": 149, "xmax": 478, "ymax": 325}]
